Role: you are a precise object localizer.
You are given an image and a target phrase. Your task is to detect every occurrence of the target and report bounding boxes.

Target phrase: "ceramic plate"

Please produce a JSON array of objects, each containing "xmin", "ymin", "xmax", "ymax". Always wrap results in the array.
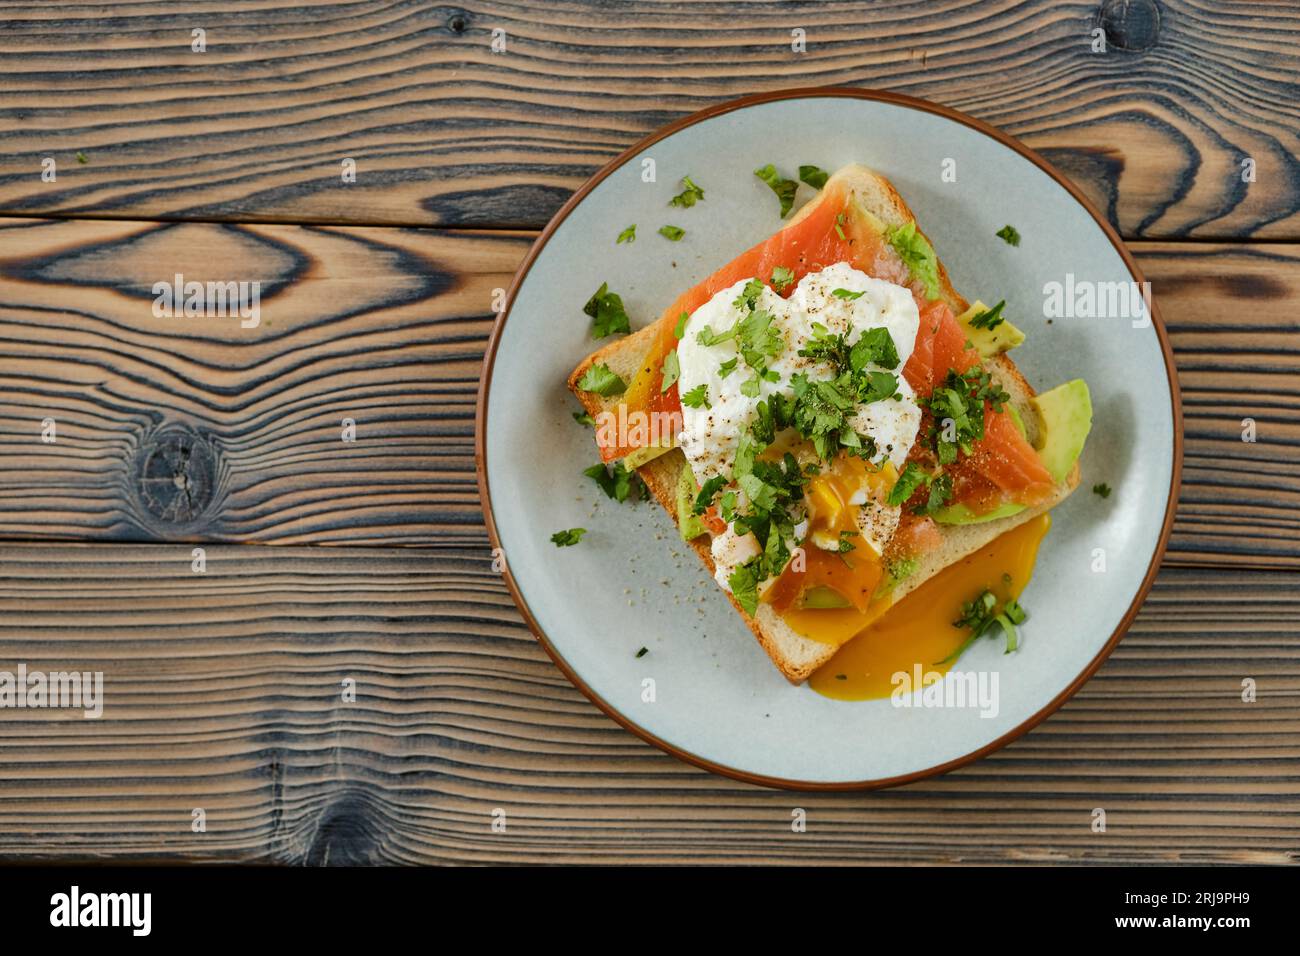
[{"xmin": 476, "ymin": 88, "xmax": 1180, "ymax": 789}]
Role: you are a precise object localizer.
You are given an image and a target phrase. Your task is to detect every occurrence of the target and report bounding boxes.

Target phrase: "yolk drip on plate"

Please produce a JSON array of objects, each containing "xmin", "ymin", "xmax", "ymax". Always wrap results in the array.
[{"xmin": 808, "ymin": 512, "xmax": 1051, "ymax": 701}]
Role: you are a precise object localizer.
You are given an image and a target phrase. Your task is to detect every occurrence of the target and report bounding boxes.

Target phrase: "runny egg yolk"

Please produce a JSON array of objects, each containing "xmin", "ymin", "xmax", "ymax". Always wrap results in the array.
[
  {"xmin": 765, "ymin": 455, "xmax": 896, "ymax": 623},
  {"xmin": 808, "ymin": 513, "xmax": 1051, "ymax": 701}
]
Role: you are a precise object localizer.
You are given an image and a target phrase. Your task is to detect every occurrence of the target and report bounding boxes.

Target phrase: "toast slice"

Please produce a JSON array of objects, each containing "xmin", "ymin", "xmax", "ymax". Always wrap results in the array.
[{"xmin": 567, "ymin": 165, "xmax": 1080, "ymax": 683}]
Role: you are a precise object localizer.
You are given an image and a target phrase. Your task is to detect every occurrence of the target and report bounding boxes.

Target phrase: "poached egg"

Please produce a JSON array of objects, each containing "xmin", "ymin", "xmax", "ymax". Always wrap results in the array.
[{"xmin": 673, "ymin": 262, "xmax": 923, "ymax": 593}]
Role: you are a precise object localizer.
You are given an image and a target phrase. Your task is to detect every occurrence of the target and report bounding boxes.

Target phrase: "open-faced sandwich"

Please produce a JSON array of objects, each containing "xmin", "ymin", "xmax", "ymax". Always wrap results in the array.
[{"xmin": 568, "ymin": 164, "xmax": 1092, "ymax": 699}]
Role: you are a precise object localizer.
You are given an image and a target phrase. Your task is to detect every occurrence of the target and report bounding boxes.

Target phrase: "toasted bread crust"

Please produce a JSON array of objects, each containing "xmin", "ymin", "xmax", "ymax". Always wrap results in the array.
[{"xmin": 568, "ymin": 164, "xmax": 1079, "ymax": 683}]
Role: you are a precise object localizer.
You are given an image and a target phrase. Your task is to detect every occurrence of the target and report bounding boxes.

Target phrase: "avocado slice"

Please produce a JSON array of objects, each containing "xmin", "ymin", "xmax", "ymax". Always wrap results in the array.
[
  {"xmin": 800, "ymin": 586, "xmax": 852, "ymax": 609},
  {"xmin": 932, "ymin": 500, "xmax": 1027, "ymax": 525},
  {"xmin": 1031, "ymin": 379, "xmax": 1093, "ymax": 483},
  {"xmin": 624, "ymin": 441, "xmax": 673, "ymax": 470},
  {"xmin": 931, "ymin": 381, "xmax": 1090, "ymax": 524},
  {"xmin": 674, "ymin": 464, "xmax": 708, "ymax": 542},
  {"xmin": 1007, "ymin": 403, "xmax": 1027, "ymax": 439},
  {"xmin": 957, "ymin": 300, "xmax": 1025, "ymax": 358}
]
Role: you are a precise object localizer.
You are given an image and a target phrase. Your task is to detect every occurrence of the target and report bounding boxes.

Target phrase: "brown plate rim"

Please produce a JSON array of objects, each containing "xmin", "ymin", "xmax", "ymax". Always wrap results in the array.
[{"xmin": 473, "ymin": 85, "xmax": 1184, "ymax": 792}]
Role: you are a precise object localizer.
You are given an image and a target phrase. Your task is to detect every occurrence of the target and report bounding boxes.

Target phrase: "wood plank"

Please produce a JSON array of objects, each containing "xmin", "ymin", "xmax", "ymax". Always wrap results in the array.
[
  {"xmin": 0, "ymin": 545, "xmax": 1294, "ymax": 864},
  {"xmin": 0, "ymin": 217, "xmax": 529, "ymax": 546},
  {"xmin": 1135, "ymin": 241, "xmax": 1300, "ymax": 566},
  {"xmin": 0, "ymin": 0, "xmax": 1297, "ymax": 237},
  {"xmin": 1, "ymin": 218, "xmax": 1296, "ymax": 566}
]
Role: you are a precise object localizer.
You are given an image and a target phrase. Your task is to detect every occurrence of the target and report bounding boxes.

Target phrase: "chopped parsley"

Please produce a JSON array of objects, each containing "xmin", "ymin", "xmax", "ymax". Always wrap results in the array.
[
  {"xmin": 584, "ymin": 282, "xmax": 631, "ymax": 338},
  {"xmin": 777, "ymin": 374, "xmax": 880, "ymax": 461},
  {"xmin": 940, "ymin": 589, "xmax": 1027, "ymax": 663},
  {"xmin": 886, "ymin": 221, "xmax": 940, "ymax": 300},
  {"xmin": 693, "ymin": 475, "xmax": 728, "ymax": 515},
  {"xmin": 576, "ymin": 362, "xmax": 626, "ymax": 396},
  {"xmin": 798, "ymin": 165, "xmax": 829, "ymax": 189},
  {"xmin": 1092, "ymin": 482, "xmax": 1112, "ymax": 499},
  {"xmin": 584, "ymin": 460, "xmax": 642, "ymax": 503},
  {"xmin": 834, "ymin": 213, "xmax": 847, "ymax": 241},
  {"xmin": 718, "ymin": 357, "xmax": 738, "ymax": 378},
  {"xmin": 76, "ymin": 151, "xmax": 88, "ymax": 164},
  {"xmin": 763, "ymin": 321, "xmax": 902, "ymax": 462},
  {"xmin": 681, "ymin": 384, "xmax": 710, "ymax": 408},
  {"xmin": 887, "ymin": 461, "xmax": 930, "ymax": 506},
  {"xmin": 699, "ymin": 279, "xmax": 784, "ymax": 391},
  {"xmin": 550, "ymin": 528, "xmax": 586, "ymax": 547},
  {"xmin": 729, "ymin": 561, "xmax": 761, "ymax": 615},
  {"xmin": 635, "ymin": 646, "xmax": 649, "ymax": 658},
  {"xmin": 754, "ymin": 164, "xmax": 799, "ymax": 218},
  {"xmin": 837, "ymin": 530, "xmax": 859, "ymax": 553},
  {"xmin": 733, "ymin": 277, "xmax": 765, "ymax": 311},
  {"xmin": 831, "ymin": 287, "xmax": 865, "ymax": 301},
  {"xmin": 673, "ymin": 310, "xmax": 689, "ymax": 338},
  {"xmin": 659, "ymin": 224, "xmax": 685, "ymax": 241},
  {"xmin": 571, "ymin": 410, "xmax": 595, "ymax": 427},
  {"xmin": 913, "ymin": 471, "xmax": 954, "ymax": 516},
  {"xmin": 770, "ymin": 265, "xmax": 795, "ymax": 293},
  {"xmin": 660, "ymin": 350, "xmax": 681, "ymax": 393},
  {"xmin": 723, "ymin": 455, "xmax": 807, "ymax": 615},
  {"xmin": 924, "ymin": 366, "xmax": 1009, "ymax": 464},
  {"xmin": 968, "ymin": 300, "xmax": 1006, "ymax": 330},
  {"xmin": 851, "ymin": 327, "xmax": 901, "ymax": 370},
  {"xmin": 616, "ymin": 224, "xmax": 636, "ymax": 244},
  {"xmin": 669, "ymin": 175, "xmax": 705, "ymax": 208},
  {"xmin": 996, "ymin": 224, "xmax": 1021, "ymax": 247}
]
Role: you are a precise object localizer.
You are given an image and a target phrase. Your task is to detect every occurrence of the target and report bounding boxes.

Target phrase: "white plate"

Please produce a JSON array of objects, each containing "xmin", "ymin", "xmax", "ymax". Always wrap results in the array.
[{"xmin": 477, "ymin": 88, "xmax": 1180, "ymax": 789}]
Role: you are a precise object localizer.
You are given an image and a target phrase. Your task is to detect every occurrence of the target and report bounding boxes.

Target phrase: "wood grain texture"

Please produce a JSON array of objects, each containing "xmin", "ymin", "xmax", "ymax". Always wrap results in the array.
[
  {"xmin": 0, "ymin": 217, "xmax": 529, "ymax": 545},
  {"xmin": 1137, "ymin": 241, "xmax": 1300, "ymax": 567},
  {"xmin": 1, "ymin": 218, "xmax": 1297, "ymax": 566},
  {"xmin": 0, "ymin": 544, "xmax": 1295, "ymax": 864},
  {"xmin": 0, "ymin": 0, "xmax": 1297, "ymax": 237}
]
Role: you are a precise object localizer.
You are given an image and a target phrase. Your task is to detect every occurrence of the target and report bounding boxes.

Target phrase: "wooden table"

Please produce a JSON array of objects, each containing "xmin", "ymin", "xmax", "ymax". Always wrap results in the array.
[{"xmin": 0, "ymin": 1, "xmax": 1296, "ymax": 865}]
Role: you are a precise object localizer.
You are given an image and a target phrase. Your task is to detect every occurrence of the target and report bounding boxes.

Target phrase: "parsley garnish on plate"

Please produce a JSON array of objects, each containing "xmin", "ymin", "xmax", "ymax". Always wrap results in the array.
[
  {"xmin": 550, "ymin": 528, "xmax": 586, "ymax": 547},
  {"xmin": 584, "ymin": 460, "xmax": 642, "ymax": 503},
  {"xmin": 669, "ymin": 175, "xmax": 705, "ymax": 208},
  {"xmin": 718, "ymin": 357, "xmax": 738, "ymax": 378},
  {"xmin": 770, "ymin": 265, "xmax": 795, "ymax": 292},
  {"xmin": 969, "ymin": 300, "xmax": 1006, "ymax": 330},
  {"xmin": 76, "ymin": 151, "xmax": 88, "ymax": 164},
  {"xmin": 572, "ymin": 410, "xmax": 595, "ymax": 427},
  {"xmin": 831, "ymin": 287, "xmax": 865, "ymax": 301},
  {"xmin": 616, "ymin": 224, "xmax": 636, "ymax": 244},
  {"xmin": 1093, "ymin": 482, "xmax": 1112, "ymax": 499},
  {"xmin": 584, "ymin": 282, "xmax": 631, "ymax": 338},
  {"xmin": 635, "ymin": 646, "xmax": 649, "ymax": 658},
  {"xmin": 658, "ymin": 224, "xmax": 685, "ymax": 241},
  {"xmin": 681, "ymin": 384, "xmax": 710, "ymax": 408},
  {"xmin": 576, "ymin": 362, "xmax": 626, "ymax": 396},
  {"xmin": 754, "ymin": 164, "xmax": 799, "ymax": 218},
  {"xmin": 939, "ymin": 589, "xmax": 1027, "ymax": 663},
  {"xmin": 799, "ymin": 165, "xmax": 829, "ymax": 189},
  {"xmin": 996, "ymin": 224, "xmax": 1021, "ymax": 246},
  {"xmin": 834, "ymin": 213, "xmax": 847, "ymax": 241},
  {"xmin": 673, "ymin": 311, "xmax": 689, "ymax": 338}
]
